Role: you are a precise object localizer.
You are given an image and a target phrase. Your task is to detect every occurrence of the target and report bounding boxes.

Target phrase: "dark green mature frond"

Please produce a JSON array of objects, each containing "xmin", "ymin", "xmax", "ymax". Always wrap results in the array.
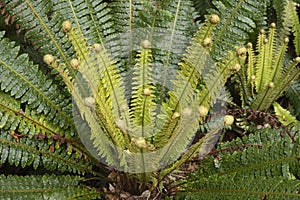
[
  {"xmin": 273, "ymin": 0, "xmax": 299, "ymax": 56},
  {"xmin": 0, "ymin": 129, "xmax": 95, "ymax": 175},
  {"xmin": 0, "ymin": 91, "xmax": 71, "ymax": 138},
  {"xmin": 180, "ymin": 128, "xmax": 300, "ymax": 199},
  {"xmin": 273, "ymin": 0, "xmax": 289, "ymax": 38},
  {"xmin": 0, "ymin": 32, "xmax": 74, "ymax": 137},
  {"xmin": 274, "ymin": 0, "xmax": 299, "ymax": 54},
  {"xmin": 194, "ymin": 128, "xmax": 300, "ymax": 178},
  {"xmin": 181, "ymin": 175, "xmax": 300, "ymax": 200},
  {"xmin": 193, "ymin": 0, "xmax": 214, "ymax": 19},
  {"xmin": 289, "ymin": 0, "xmax": 300, "ymax": 55},
  {"xmin": 52, "ymin": 0, "xmax": 113, "ymax": 46},
  {"xmin": 4, "ymin": 0, "xmax": 76, "ymax": 75},
  {"xmin": 286, "ymin": 81, "xmax": 300, "ymax": 118},
  {"xmin": 0, "ymin": 174, "xmax": 100, "ymax": 200},
  {"xmin": 209, "ymin": 0, "xmax": 267, "ymax": 59}
]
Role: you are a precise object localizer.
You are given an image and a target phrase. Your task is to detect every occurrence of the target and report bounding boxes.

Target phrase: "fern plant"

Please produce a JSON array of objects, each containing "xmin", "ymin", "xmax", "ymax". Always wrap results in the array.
[{"xmin": 0, "ymin": 0, "xmax": 299, "ymax": 199}]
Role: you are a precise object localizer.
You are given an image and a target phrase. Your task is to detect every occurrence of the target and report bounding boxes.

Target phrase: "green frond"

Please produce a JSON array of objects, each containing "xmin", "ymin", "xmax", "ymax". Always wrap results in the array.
[
  {"xmin": 181, "ymin": 14, "xmax": 218, "ymax": 90},
  {"xmin": 210, "ymin": 0, "xmax": 267, "ymax": 58},
  {"xmin": 289, "ymin": 1, "xmax": 300, "ymax": 55},
  {"xmin": 72, "ymin": 48, "xmax": 132, "ymax": 170},
  {"xmin": 204, "ymin": 128, "xmax": 299, "ymax": 177},
  {"xmin": 286, "ymin": 81, "xmax": 300, "ymax": 118},
  {"xmin": 0, "ymin": 91, "xmax": 72, "ymax": 138},
  {"xmin": 246, "ymin": 43, "xmax": 255, "ymax": 89},
  {"xmin": 4, "ymin": 0, "xmax": 76, "ymax": 76},
  {"xmin": 110, "ymin": 0, "xmax": 197, "ymax": 94},
  {"xmin": 52, "ymin": 0, "xmax": 112, "ymax": 46},
  {"xmin": 63, "ymin": 23, "xmax": 90, "ymax": 65},
  {"xmin": 0, "ymin": 129, "xmax": 94, "ymax": 175},
  {"xmin": 200, "ymin": 51, "xmax": 239, "ymax": 106},
  {"xmin": 270, "ymin": 35, "xmax": 289, "ymax": 82},
  {"xmin": 151, "ymin": 15, "xmax": 219, "ymax": 149},
  {"xmin": 251, "ymin": 58, "xmax": 300, "ymax": 110},
  {"xmin": 273, "ymin": 0, "xmax": 289, "ymax": 39},
  {"xmin": 193, "ymin": 0, "xmax": 214, "ymax": 18},
  {"xmin": 0, "ymin": 32, "xmax": 74, "ymax": 137},
  {"xmin": 160, "ymin": 125, "xmax": 222, "ymax": 180},
  {"xmin": 233, "ymin": 24, "xmax": 300, "ymax": 111},
  {"xmin": 0, "ymin": 174, "xmax": 100, "ymax": 200},
  {"xmin": 45, "ymin": 56, "xmax": 74, "ymax": 93},
  {"xmin": 255, "ymin": 26, "xmax": 276, "ymax": 92},
  {"xmin": 273, "ymin": 102, "xmax": 298, "ymax": 126},
  {"xmin": 181, "ymin": 175, "xmax": 300, "ymax": 199},
  {"xmin": 235, "ymin": 48, "xmax": 252, "ymax": 106},
  {"xmin": 130, "ymin": 44, "xmax": 156, "ymax": 137},
  {"xmin": 181, "ymin": 128, "xmax": 300, "ymax": 199},
  {"xmin": 274, "ymin": 0, "xmax": 299, "ymax": 55},
  {"xmin": 156, "ymin": 109, "xmax": 200, "ymax": 168}
]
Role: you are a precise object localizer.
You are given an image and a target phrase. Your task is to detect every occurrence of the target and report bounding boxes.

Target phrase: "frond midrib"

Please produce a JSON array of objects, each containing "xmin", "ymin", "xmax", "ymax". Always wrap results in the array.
[
  {"xmin": 0, "ymin": 101, "xmax": 60, "ymax": 136},
  {"xmin": 0, "ymin": 137, "xmax": 97, "ymax": 175},
  {"xmin": 0, "ymin": 59, "xmax": 74, "ymax": 128},
  {"xmin": 184, "ymin": 188, "xmax": 300, "ymax": 197}
]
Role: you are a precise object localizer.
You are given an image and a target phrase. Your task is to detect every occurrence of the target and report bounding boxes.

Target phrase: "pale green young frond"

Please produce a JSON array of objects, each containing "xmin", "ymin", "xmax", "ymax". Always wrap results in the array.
[{"xmin": 273, "ymin": 103, "xmax": 298, "ymax": 126}]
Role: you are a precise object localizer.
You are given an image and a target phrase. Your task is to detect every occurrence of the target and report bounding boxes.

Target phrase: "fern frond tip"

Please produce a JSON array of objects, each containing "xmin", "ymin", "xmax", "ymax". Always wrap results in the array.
[
  {"xmin": 62, "ymin": 20, "xmax": 72, "ymax": 33},
  {"xmin": 92, "ymin": 43, "xmax": 102, "ymax": 53},
  {"xmin": 43, "ymin": 54, "xmax": 55, "ymax": 65},
  {"xmin": 209, "ymin": 14, "xmax": 220, "ymax": 24},
  {"xmin": 140, "ymin": 40, "xmax": 152, "ymax": 49},
  {"xmin": 70, "ymin": 58, "xmax": 79, "ymax": 70}
]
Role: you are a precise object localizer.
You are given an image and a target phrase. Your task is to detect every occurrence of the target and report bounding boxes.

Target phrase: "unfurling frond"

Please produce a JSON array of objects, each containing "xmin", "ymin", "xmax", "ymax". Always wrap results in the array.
[
  {"xmin": 234, "ymin": 24, "xmax": 300, "ymax": 111},
  {"xmin": 255, "ymin": 25, "xmax": 277, "ymax": 93},
  {"xmin": 130, "ymin": 41, "xmax": 156, "ymax": 137},
  {"xmin": 152, "ymin": 14, "xmax": 220, "ymax": 150},
  {"xmin": 209, "ymin": 0, "xmax": 266, "ymax": 58},
  {"xmin": 252, "ymin": 57, "xmax": 300, "ymax": 111}
]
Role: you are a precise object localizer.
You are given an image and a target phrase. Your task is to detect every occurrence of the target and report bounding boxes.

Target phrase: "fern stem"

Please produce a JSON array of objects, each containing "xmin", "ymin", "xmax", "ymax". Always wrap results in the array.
[{"xmin": 159, "ymin": 127, "xmax": 221, "ymax": 181}]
